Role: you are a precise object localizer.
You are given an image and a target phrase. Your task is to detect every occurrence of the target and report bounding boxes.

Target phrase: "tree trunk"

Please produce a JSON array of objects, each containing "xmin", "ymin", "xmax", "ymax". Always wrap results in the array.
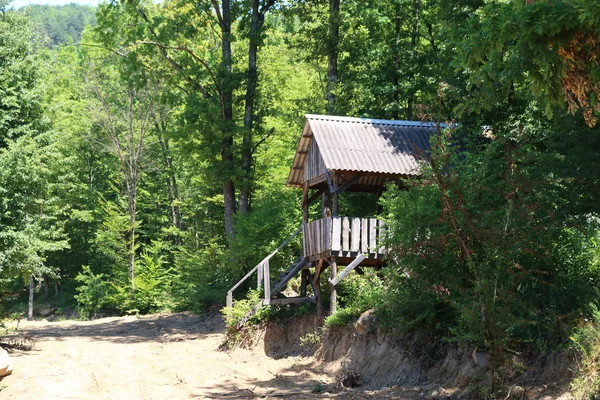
[
  {"xmin": 326, "ymin": 0, "xmax": 340, "ymax": 115},
  {"xmin": 407, "ymin": 0, "xmax": 421, "ymax": 120},
  {"xmin": 129, "ymin": 208, "xmax": 136, "ymax": 294},
  {"xmin": 220, "ymin": 0, "xmax": 237, "ymax": 242},
  {"xmin": 28, "ymin": 275, "xmax": 34, "ymax": 321},
  {"xmin": 393, "ymin": 4, "xmax": 401, "ymax": 120},
  {"xmin": 43, "ymin": 274, "xmax": 49, "ymax": 300},
  {"xmin": 239, "ymin": 0, "xmax": 267, "ymax": 216},
  {"xmin": 158, "ymin": 131, "xmax": 182, "ymax": 231}
]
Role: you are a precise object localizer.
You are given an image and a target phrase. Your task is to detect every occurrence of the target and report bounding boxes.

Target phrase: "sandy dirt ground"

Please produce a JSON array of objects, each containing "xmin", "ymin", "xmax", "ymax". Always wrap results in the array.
[{"xmin": 0, "ymin": 312, "xmax": 421, "ymax": 400}]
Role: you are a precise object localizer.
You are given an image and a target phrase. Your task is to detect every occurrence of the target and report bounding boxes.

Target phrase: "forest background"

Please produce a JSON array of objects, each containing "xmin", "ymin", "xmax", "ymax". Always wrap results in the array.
[{"xmin": 2, "ymin": 0, "xmax": 600, "ymax": 394}]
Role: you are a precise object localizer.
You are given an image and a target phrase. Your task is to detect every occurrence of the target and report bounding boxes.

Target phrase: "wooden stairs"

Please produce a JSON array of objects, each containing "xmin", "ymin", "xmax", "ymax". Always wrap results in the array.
[
  {"xmin": 226, "ymin": 227, "xmax": 317, "ymax": 328},
  {"xmin": 226, "ymin": 224, "xmax": 370, "ymax": 329},
  {"xmin": 234, "ymin": 256, "xmax": 313, "ymax": 328}
]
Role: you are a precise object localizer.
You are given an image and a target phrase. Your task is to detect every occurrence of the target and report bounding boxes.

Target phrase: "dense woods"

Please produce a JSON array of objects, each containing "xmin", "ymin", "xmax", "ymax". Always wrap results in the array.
[{"xmin": 2, "ymin": 0, "xmax": 600, "ymax": 395}]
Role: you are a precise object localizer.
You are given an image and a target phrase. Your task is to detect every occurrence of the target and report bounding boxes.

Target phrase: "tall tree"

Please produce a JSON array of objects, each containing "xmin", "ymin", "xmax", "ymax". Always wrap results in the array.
[{"xmin": 95, "ymin": 0, "xmax": 278, "ymax": 243}]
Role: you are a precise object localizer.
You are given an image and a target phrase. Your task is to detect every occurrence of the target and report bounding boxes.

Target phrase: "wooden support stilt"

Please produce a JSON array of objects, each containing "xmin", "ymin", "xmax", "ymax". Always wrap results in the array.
[
  {"xmin": 300, "ymin": 269, "xmax": 310, "ymax": 297},
  {"xmin": 329, "ymin": 256, "xmax": 337, "ymax": 315},
  {"xmin": 312, "ymin": 259, "xmax": 324, "ymax": 318}
]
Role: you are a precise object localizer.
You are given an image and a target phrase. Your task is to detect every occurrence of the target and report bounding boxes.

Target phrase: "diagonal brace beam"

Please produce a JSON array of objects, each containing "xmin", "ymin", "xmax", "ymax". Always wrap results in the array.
[{"xmin": 328, "ymin": 253, "xmax": 367, "ymax": 286}]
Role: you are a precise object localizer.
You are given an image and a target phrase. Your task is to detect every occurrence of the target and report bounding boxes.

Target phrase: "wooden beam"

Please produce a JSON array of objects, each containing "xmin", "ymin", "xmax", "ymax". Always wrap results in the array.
[
  {"xmin": 329, "ymin": 253, "xmax": 367, "ymax": 286},
  {"xmin": 333, "ymin": 173, "xmax": 361, "ymax": 195},
  {"xmin": 324, "ymin": 169, "xmax": 335, "ymax": 194},
  {"xmin": 302, "ymin": 183, "xmax": 309, "ymax": 223},
  {"xmin": 307, "ymin": 174, "xmax": 327, "ymax": 189},
  {"xmin": 312, "ymin": 259, "xmax": 324, "ymax": 318},
  {"xmin": 271, "ymin": 257, "xmax": 309, "ymax": 296},
  {"xmin": 303, "ymin": 188, "xmax": 324, "ymax": 208},
  {"xmin": 263, "ymin": 260, "xmax": 271, "ymax": 305}
]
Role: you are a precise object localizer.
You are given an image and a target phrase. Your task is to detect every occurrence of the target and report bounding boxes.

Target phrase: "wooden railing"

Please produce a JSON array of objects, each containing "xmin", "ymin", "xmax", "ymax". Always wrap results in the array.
[
  {"xmin": 303, "ymin": 216, "xmax": 385, "ymax": 258},
  {"xmin": 226, "ymin": 225, "xmax": 302, "ymax": 308}
]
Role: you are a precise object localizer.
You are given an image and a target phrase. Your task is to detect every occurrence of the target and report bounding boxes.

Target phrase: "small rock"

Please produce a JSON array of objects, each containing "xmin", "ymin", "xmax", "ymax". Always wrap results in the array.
[
  {"xmin": 0, "ymin": 348, "xmax": 14, "ymax": 378},
  {"xmin": 355, "ymin": 309, "xmax": 376, "ymax": 334},
  {"xmin": 338, "ymin": 369, "xmax": 363, "ymax": 388},
  {"xmin": 37, "ymin": 305, "xmax": 57, "ymax": 318},
  {"xmin": 510, "ymin": 385, "xmax": 525, "ymax": 399}
]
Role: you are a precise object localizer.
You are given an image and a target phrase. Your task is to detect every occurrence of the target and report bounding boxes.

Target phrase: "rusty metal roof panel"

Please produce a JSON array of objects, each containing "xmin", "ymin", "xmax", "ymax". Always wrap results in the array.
[{"xmin": 287, "ymin": 115, "xmax": 443, "ymax": 188}]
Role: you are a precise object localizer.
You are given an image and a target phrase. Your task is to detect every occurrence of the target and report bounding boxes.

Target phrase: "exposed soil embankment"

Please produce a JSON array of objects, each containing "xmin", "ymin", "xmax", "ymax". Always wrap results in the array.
[{"xmin": 249, "ymin": 311, "xmax": 575, "ymax": 399}]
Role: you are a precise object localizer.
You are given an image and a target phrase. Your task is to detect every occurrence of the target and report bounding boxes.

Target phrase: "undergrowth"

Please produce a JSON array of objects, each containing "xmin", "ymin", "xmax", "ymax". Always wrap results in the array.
[
  {"xmin": 324, "ymin": 271, "xmax": 384, "ymax": 328},
  {"xmin": 571, "ymin": 304, "xmax": 600, "ymax": 399}
]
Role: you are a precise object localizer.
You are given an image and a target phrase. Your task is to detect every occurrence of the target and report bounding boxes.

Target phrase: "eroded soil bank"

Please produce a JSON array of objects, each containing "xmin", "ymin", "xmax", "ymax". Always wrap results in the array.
[{"xmin": 243, "ymin": 313, "xmax": 576, "ymax": 399}]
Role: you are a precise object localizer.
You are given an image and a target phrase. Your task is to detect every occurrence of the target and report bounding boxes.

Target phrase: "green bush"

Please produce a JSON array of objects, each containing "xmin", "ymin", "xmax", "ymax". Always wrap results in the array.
[
  {"xmin": 130, "ymin": 241, "xmax": 175, "ymax": 313},
  {"xmin": 325, "ymin": 271, "xmax": 384, "ymax": 328},
  {"xmin": 74, "ymin": 265, "xmax": 114, "ymax": 318},
  {"xmin": 222, "ymin": 289, "xmax": 267, "ymax": 331},
  {"xmin": 570, "ymin": 305, "xmax": 600, "ymax": 399}
]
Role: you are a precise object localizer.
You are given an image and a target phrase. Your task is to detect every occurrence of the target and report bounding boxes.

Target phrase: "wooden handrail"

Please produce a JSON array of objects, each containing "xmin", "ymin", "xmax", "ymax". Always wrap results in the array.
[{"xmin": 226, "ymin": 225, "xmax": 302, "ymax": 308}]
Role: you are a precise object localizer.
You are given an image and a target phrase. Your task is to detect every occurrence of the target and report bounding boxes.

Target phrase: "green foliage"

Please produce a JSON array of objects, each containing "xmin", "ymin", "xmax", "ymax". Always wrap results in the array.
[
  {"xmin": 25, "ymin": 4, "xmax": 97, "ymax": 48},
  {"xmin": 130, "ymin": 240, "xmax": 174, "ymax": 313},
  {"xmin": 74, "ymin": 265, "xmax": 113, "ymax": 319},
  {"xmin": 570, "ymin": 305, "xmax": 600, "ymax": 399},
  {"xmin": 222, "ymin": 289, "xmax": 267, "ymax": 331},
  {"xmin": 325, "ymin": 271, "xmax": 384, "ymax": 328}
]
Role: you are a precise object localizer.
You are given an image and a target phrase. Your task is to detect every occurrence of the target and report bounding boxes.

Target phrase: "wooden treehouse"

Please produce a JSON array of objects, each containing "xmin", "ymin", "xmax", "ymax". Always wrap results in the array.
[{"xmin": 227, "ymin": 114, "xmax": 437, "ymax": 325}]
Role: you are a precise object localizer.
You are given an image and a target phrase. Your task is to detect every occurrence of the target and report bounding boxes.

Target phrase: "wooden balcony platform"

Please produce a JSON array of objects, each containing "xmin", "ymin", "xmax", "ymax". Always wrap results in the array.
[{"xmin": 302, "ymin": 216, "xmax": 385, "ymax": 264}]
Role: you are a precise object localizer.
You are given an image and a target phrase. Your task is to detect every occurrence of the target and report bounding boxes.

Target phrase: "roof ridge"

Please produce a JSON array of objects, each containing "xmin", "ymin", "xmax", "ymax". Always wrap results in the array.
[{"xmin": 305, "ymin": 114, "xmax": 448, "ymax": 128}]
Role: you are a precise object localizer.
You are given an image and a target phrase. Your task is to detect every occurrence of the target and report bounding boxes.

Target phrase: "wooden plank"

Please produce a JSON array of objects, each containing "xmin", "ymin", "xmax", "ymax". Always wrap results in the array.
[
  {"xmin": 257, "ymin": 260, "xmax": 263, "ymax": 290},
  {"xmin": 351, "ymin": 218, "xmax": 360, "ymax": 252},
  {"xmin": 361, "ymin": 218, "xmax": 369, "ymax": 253},
  {"xmin": 329, "ymin": 253, "xmax": 367, "ymax": 286},
  {"xmin": 303, "ymin": 224, "xmax": 308, "ymax": 257},
  {"xmin": 332, "ymin": 217, "xmax": 341, "ymax": 251},
  {"xmin": 271, "ymin": 257, "xmax": 309, "ymax": 297},
  {"xmin": 342, "ymin": 217, "xmax": 350, "ymax": 251},
  {"xmin": 263, "ymin": 260, "xmax": 271, "ymax": 305},
  {"xmin": 369, "ymin": 218, "xmax": 377, "ymax": 253},
  {"xmin": 325, "ymin": 217, "xmax": 332, "ymax": 253}
]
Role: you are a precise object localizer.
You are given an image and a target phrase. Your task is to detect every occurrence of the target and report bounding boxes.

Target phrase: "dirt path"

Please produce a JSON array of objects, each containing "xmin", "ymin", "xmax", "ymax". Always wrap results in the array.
[
  {"xmin": 0, "ymin": 312, "xmax": 337, "ymax": 399},
  {"xmin": 0, "ymin": 312, "xmax": 425, "ymax": 399}
]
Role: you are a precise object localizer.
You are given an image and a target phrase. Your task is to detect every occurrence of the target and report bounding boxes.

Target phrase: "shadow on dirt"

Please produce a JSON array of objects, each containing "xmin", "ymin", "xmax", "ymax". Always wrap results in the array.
[
  {"xmin": 198, "ymin": 361, "xmax": 334, "ymax": 399},
  {"xmin": 0, "ymin": 312, "xmax": 225, "ymax": 345}
]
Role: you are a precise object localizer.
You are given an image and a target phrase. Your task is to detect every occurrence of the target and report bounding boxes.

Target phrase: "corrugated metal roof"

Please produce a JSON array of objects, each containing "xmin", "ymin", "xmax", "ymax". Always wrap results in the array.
[{"xmin": 287, "ymin": 114, "xmax": 442, "ymax": 188}]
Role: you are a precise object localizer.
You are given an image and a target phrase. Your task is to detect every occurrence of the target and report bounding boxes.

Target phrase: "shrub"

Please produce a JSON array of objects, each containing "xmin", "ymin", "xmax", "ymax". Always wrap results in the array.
[
  {"xmin": 325, "ymin": 271, "xmax": 384, "ymax": 328},
  {"xmin": 571, "ymin": 305, "xmax": 600, "ymax": 399},
  {"xmin": 74, "ymin": 265, "xmax": 114, "ymax": 318}
]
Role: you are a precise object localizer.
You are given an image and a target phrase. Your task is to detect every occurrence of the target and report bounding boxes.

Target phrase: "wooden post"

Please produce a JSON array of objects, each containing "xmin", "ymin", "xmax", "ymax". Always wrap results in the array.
[
  {"xmin": 321, "ymin": 191, "xmax": 331, "ymax": 217},
  {"xmin": 263, "ymin": 259, "xmax": 271, "ymax": 305},
  {"xmin": 332, "ymin": 173, "xmax": 339, "ymax": 216},
  {"xmin": 300, "ymin": 269, "xmax": 309, "ymax": 297},
  {"xmin": 312, "ymin": 259, "xmax": 324, "ymax": 318},
  {"xmin": 302, "ymin": 183, "xmax": 309, "ymax": 223},
  {"xmin": 257, "ymin": 260, "xmax": 263, "ymax": 290},
  {"xmin": 329, "ymin": 256, "xmax": 337, "ymax": 315}
]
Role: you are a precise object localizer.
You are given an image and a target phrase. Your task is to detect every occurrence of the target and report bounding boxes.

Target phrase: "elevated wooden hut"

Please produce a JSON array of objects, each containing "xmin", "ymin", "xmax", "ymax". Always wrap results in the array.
[{"xmin": 227, "ymin": 115, "xmax": 440, "ymax": 323}]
